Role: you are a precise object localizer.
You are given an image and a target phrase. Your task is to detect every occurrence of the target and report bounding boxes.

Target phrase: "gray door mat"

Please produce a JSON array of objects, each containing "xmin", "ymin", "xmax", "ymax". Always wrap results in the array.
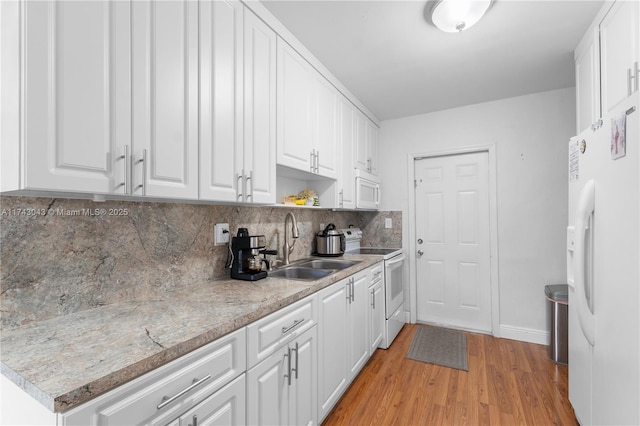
[{"xmin": 406, "ymin": 325, "xmax": 468, "ymax": 371}]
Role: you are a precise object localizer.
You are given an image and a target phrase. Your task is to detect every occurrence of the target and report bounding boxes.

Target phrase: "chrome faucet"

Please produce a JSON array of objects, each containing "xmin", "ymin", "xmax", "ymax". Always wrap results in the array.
[{"xmin": 283, "ymin": 212, "xmax": 299, "ymax": 265}]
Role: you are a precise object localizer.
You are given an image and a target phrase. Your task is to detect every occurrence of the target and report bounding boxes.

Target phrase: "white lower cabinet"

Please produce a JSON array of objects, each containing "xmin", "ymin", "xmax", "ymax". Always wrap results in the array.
[
  {"xmin": 368, "ymin": 270, "xmax": 385, "ymax": 354},
  {"xmin": 318, "ymin": 268, "xmax": 371, "ymax": 422},
  {"xmin": 348, "ymin": 271, "xmax": 370, "ymax": 379},
  {"xmin": 246, "ymin": 325, "xmax": 317, "ymax": 426}
]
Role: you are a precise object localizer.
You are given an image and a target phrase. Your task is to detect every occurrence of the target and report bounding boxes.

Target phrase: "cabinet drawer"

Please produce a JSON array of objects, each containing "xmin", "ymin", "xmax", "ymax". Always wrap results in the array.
[
  {"xmin": 370, "ymin": 262, "xmax": 383, "ymax": 283},
  {"xmin": 62, "ymin": 328, "xmax": 246, "ymax": 426},
  {"xmin": 247, "ymin": 294, "xmax": 317, "ymax": 369}
]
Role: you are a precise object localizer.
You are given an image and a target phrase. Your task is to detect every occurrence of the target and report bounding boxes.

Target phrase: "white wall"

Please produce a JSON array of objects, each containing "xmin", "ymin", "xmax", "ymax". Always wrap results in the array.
[{"xmin": 380, "ymin": 87, "xmax": 575, "ymax": 343}]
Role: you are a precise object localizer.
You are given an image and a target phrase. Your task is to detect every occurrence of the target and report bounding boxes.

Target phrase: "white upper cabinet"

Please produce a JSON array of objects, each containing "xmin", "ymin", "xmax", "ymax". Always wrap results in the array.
[
  {"xmin": 243, "ymin": 8, "xmax": 277, "ymax": 204},
  {"xmin": 600, "ymin": 0, "xmax": 640, "ymax": 115},
  {"xmin": 199, "ymin": 2, "xmax": 276, "ymax": 204},
  {"xmin": 7, "ymin": 0, "xmax": 375, "ymax": 204},
  {"xmin": 199, "ymin": 0, "xmax": 244, "ymax": 202},
  {"xmin": 277, "ymin": 39, "xmax": 315, "ymax": 173},
  {"xmin": 574, "ymin": 24, "xmax": 600, "ymax": 133},
  {"xmin": 312, "ymin": 73, "xmax": 339, "ymax": 179},
  {"xmin": 22, "ymin": 0, "xmax": 199, "ymax": 198},
  {"xmin": 575, "ymin": 0, "xmax": 640, "ymax": 133},
  {"xmin": 337, "ymin": 96, "xmax": 356, "ymax": 209},
  {"xmin": 354, "ymin": 112, "xmax": 379, "ymax": 176},
  {"xmin": 367, "ymin": 119, "xmax": 379, "ymax": 176},
  {"xmin": 132, "ymin": 0, "xmax": 199, "ymax": 199},
  {"xmin": 277, "ymin": 38, "xmax": 338, "ymax": 179},
  {"xmin": 23, "ymin": 1, "xmax": 131, "ymax": 194}
]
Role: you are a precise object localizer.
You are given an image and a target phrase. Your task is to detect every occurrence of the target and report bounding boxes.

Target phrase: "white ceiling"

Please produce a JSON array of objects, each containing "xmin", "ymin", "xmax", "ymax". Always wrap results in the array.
[{"xmin": 261, "ymin": 0, "xmax": 604, "ymax": 120}]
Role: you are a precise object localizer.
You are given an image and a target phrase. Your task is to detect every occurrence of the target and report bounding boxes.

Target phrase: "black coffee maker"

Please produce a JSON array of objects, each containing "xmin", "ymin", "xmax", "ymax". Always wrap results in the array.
[{"xmin": 230, "ymin": 228, "xmax": 268, "ymax": 281}]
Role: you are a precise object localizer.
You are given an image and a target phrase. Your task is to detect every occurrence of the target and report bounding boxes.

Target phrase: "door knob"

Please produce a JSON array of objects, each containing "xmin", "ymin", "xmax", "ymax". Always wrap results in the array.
[
  {"xmin": 417, "ymin": 250, "xmax": 424, "ymax": 256},
  {"xmin": 417, "ymin": 238, "xmax": 423, "ymax": 244}
]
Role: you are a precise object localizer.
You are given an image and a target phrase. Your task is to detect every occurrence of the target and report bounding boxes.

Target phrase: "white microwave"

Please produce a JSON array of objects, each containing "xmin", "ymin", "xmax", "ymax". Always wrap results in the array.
[{"xmin": 355, "ymin": 169, "xmax": 380, "ymax": 209}]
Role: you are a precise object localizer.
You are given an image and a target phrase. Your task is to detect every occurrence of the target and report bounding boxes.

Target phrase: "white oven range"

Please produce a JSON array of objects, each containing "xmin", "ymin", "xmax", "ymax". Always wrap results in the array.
[{"xmin": 341, "ymin": 228, "xmax": 405, "ymax": 348}]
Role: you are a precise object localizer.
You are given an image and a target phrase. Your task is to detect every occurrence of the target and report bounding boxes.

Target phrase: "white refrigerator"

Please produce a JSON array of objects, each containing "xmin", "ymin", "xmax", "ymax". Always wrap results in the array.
[{"xmin": 567, "ymin": 91, "xmax": 639, "ymax": 425}]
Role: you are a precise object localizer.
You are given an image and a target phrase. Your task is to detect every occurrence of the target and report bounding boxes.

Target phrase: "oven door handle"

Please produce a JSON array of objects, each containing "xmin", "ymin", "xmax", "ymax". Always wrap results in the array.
[{"xmin": 386, "ymin": 254, "xmax": 405, "ymax": 267}]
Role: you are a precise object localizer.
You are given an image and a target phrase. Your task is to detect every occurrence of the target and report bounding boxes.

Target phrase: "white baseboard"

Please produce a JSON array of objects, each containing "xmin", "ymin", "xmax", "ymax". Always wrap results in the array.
[{"xmin": 498, "ymin": 324, "xmax": 549, "ymax": 345}]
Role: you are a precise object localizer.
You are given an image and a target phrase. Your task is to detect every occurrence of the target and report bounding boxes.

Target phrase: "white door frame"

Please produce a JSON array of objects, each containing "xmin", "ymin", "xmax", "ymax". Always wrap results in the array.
[{"xmin": 407, "ymin": 145, "xmax": 500, "ymax": 335}]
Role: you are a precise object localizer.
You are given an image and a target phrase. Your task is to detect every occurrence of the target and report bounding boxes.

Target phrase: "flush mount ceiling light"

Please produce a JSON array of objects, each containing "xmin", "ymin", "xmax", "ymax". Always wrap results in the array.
[{"xmin": 430, "ymin": 0, "xmax": 493, "ymax": 33}]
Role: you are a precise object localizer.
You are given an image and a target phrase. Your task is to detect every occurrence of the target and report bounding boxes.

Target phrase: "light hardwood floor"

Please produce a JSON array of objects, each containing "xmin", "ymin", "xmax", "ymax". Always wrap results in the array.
[{"xmin": 323, "ymin": 323, "xmax": 577, "ymax": 426}]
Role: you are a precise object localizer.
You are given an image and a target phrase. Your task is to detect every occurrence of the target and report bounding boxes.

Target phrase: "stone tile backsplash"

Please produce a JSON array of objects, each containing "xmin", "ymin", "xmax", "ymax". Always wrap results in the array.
[{"xmin": 0, "ymin": 196, "xmax": 401, "ymax": 328}]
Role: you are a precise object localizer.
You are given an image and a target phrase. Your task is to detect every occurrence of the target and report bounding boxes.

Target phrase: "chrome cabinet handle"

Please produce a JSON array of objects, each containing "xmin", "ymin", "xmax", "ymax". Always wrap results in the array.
[
  {"xmin": 189, "ymin": 415, "xmax": 198, "ymax": 426},
  {"xmin": 282, "ymin": 318, "xmax": 304, "ymax": 334},
  {"xmin": 291, "ymin": 342, "xmax": 299, "ymax": 379},
  {"xmin": 315, "ymin": 151, "xmax": 320, "ymax": 173},
  {"xmin": 116, "ymin": 145, "xmax": 129, "ymax": 194},
  {"xmin": 246, "ymin": 170, "xmax": 253, "ymax": 202},
  {"xmin": 367, "ymin": 158, "xmax": 371, "ymax": 172},
  {"xmin": 346, "ymin": 279, "xmax": 354, "ymax": 303},
  {"xmin": 284, "ymin": 348, "xmax": 292, "ymax": 386},
  {"xmin": 417, "ymin": 238, "xmax": 423, "ymax": 244},
  {"xmin": 417, "ymin": 250, "xmax": 424, "ymax": 256},
  {"xmin": 236, "ymin": 172, "xmax": 243, "ymax": 201},
  {"xmin": 371, "ymin": 289, "xmax": 375, "ymax": 309},
  {"xmin": 310, "ymin": 150, "xmax": 315, "ymax": 173},
  {"xmin": 135, "ymin": 149, "xmax": 146, "ymax": 196},
  {"xmin": 157, "ymin": 375, "xmax": 212, "ymax": 410}
]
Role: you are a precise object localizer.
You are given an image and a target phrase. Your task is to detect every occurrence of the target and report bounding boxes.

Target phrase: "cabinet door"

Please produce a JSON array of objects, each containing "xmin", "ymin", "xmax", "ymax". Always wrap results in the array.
[
  {"xmin": 177, "ymin": 374, "xmax": 246, "ymax": 426},
  {"xmin": 347, "ymin": 271, "xmax": 370, "ymax": 381},
  {"xmin": 338, "ymin": 97, "xmax": 356, "ymax": 209},
  {"xmin": 367, "ymin": 120, "xmax": 379, "ymax": 176},
  {"xmin": 246, "ymin": 345, "xmax": 288, "ymax": 426},
  {"xmin": 199, "ymin": 0, "xmax": 244, "ymax": 202},
  {"xmin": 317, "ymin": 281, "xmax": 348, "ymax": 421},
  {"xmin": 277, "ymin": 39, "xmax": 314, "ymax": 173},
  {"xmin": 313, "ymin": 74, "xmax": 339, "ymax": 179},
  {"xmin": 369, "ymin": 279, "xmax": 384, "ymax": 354},
  {"xmin": 600, "ymin": 0, "xmax": 640, "ymax": 114},
  {"xmin": 23, "ymin": 0, "xmax": 130, "ymax": 194},
  {"xmin": 574, "ymin": 25, "xmax": 601, "ymax": 133},
  {"xmin": 132, "ymin": 0, "xmax": 199, "ymax": 199},
  {"xmin": 354, "ymin": 112, "xmax": 369, "ymax": 172},
  {"xmin": 244, "ymin": 9, "xmax": 277, "ymax": 204},
  {"xmin": 289, "ymin": 326, "xmax": 318, "ymax": 426}
]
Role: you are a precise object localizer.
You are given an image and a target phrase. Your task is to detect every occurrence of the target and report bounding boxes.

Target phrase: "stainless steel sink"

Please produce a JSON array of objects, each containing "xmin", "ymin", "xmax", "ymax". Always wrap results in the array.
[
  {"xmin": 296, "ymin": 259, "xmax": 359, "ymax": 270},
  {"xmin": 268, "ymin": 267, "xmax": 332, "ymax": 281}
]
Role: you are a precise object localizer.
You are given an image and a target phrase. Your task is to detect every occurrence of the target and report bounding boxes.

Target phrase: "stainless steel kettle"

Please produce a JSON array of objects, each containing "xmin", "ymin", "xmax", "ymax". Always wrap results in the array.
[{"xmin": 315, "ymin": 223, "xmax": 345, "ymax": 256}]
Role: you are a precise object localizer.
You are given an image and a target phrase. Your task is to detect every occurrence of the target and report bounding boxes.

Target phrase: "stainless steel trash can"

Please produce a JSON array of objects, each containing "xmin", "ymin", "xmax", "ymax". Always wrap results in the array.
[{"xmin": 545, "ymin": 284, "xmax": 569, "ymax": 364}]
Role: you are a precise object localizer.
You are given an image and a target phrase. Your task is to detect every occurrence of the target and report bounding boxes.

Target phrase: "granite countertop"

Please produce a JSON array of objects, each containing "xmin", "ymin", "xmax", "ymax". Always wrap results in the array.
[{"xmin": 0, "ymin": 254, "xmax": 382, "ymax": 413}]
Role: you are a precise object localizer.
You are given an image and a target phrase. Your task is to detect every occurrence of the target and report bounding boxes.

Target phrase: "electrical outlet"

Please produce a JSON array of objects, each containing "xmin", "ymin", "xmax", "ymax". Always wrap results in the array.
[
  {"xmin": 384, "ymin": 218, "xmax": 393, "ymax": 229},
  {"xmin": 214, "ymin": 223, "xmax": 230, "ymax": 245}
]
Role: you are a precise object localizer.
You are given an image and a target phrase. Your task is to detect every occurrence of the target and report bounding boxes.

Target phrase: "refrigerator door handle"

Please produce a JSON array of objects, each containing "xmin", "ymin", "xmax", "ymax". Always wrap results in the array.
[{"xmin": 574, "ymin": 179, "xmax": 596, "ymax": 346}]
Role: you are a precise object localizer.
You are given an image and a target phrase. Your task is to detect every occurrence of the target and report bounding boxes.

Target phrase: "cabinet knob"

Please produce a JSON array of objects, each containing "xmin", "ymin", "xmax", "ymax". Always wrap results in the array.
[{"xmin": 417, "ymin": 250, "xmax": 424, "ymax": 256}]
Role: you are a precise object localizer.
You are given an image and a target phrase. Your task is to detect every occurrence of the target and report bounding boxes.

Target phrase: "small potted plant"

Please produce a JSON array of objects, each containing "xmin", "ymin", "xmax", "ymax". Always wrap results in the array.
[{"xmin": 297, "ymin": 189, "xmax": 317, "ymax": 206}]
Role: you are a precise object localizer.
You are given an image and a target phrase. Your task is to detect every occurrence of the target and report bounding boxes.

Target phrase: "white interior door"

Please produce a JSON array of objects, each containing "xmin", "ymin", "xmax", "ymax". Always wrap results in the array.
[{"xmin": 415, "ymin": 152, "xmax": 492, "ymax": 332}]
